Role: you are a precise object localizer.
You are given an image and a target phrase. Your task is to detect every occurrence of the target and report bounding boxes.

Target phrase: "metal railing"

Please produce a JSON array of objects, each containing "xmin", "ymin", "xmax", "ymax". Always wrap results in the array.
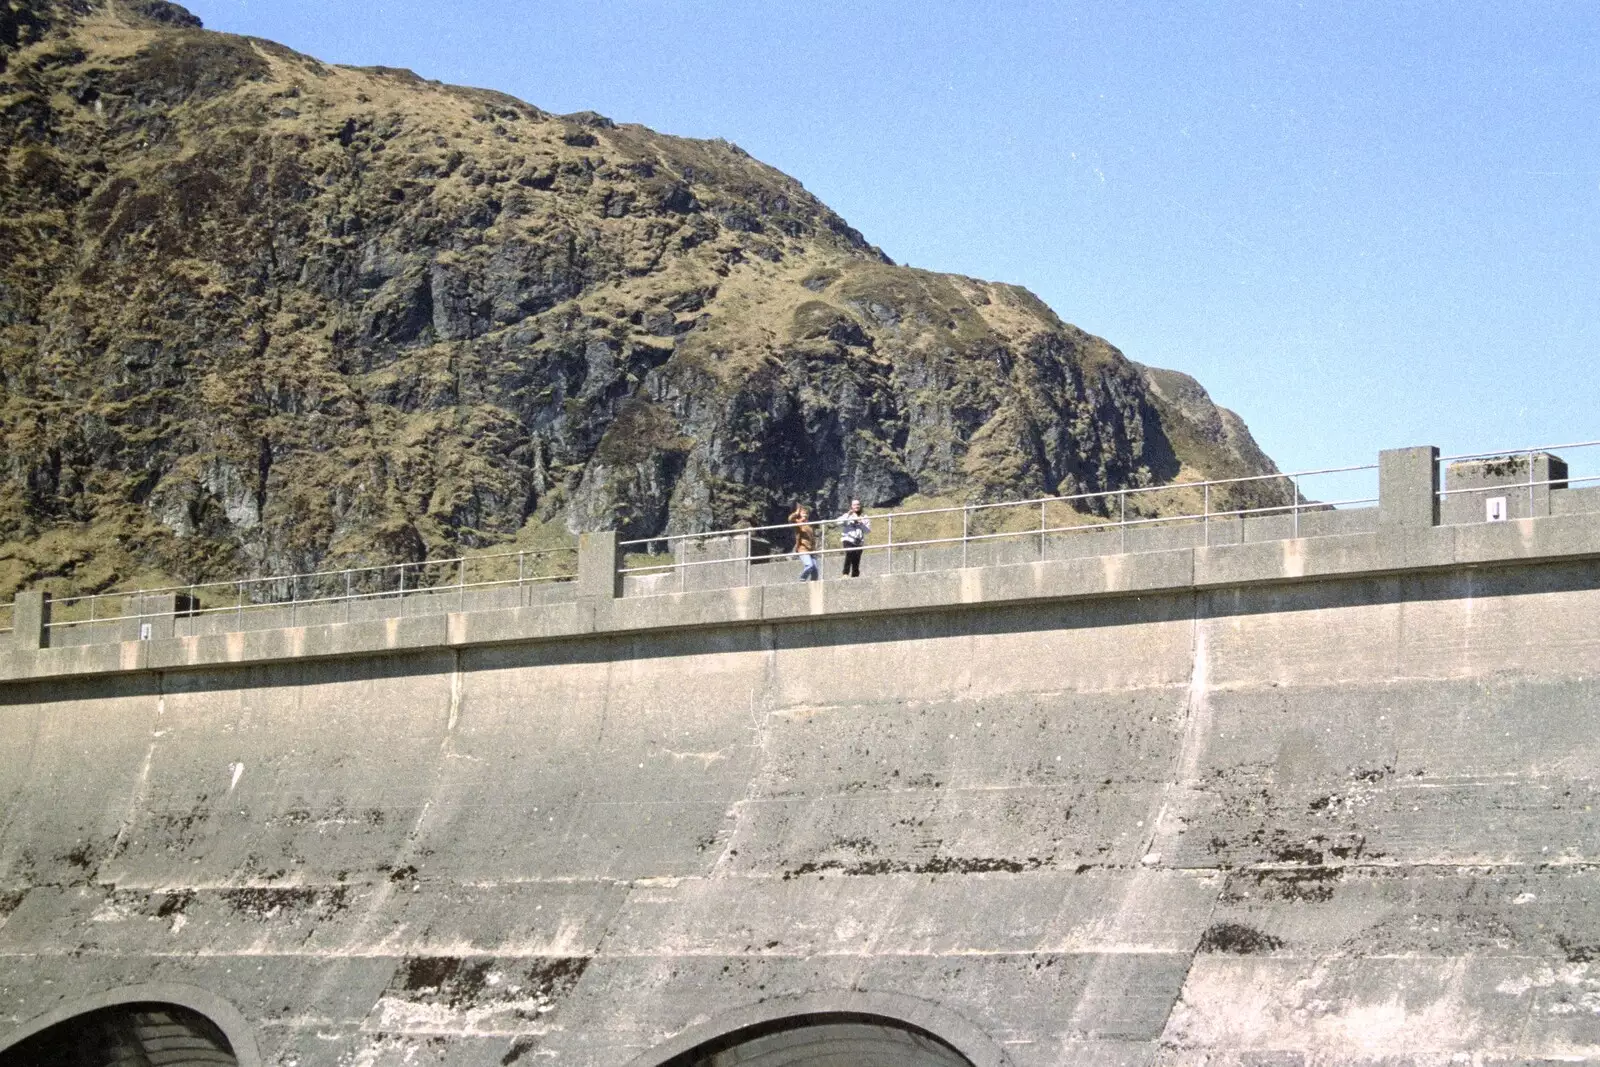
[
  {"xmin": 6, "ymin": 436, "xmax": 1597, "ymax": 633},
  {"xmin": 620, "ymin": 462, "xmax": 1381, "ymax": 591},
  {"xmin": 1436, "ymin": 439, "xmax": 1600, "ymax": 522},
  {"xmin": 39, "ymin": 547, "xmax": 577, "ymax": 635}
]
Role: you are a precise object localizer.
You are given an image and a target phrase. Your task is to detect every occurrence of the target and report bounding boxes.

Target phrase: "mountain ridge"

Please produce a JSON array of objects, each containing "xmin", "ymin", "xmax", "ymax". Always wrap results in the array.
[{"xmin": 0, "ymin": 0, "xmax": 1284, "ymax": 595}]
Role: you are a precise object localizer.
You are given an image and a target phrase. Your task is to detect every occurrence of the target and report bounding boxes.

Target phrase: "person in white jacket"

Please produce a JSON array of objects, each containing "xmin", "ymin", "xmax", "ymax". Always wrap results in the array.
[{"xmin": 838, "ymin": 499, "xmax": 871, "ymax": 578}]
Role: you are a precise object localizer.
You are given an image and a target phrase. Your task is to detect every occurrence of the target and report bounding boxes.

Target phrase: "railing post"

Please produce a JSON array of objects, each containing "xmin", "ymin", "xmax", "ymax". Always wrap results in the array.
[
  {"xmin": 961, "ymin": 507, "xmax": 969, "ymax": 568},
  {"xmin": 1119, "ymin": 490, "xmax": 1127, "ymax": 553},
  {"xmin": 1039, "ymin": 499, "xmax": 1046, "ymax": 558},
  {"xmin": 459, "ymin": 556, "xmax": 467, "ymax": 611},
  {"xmin": 887, "ymin": 514, "xmax": 895, "ymax": 574},
  {"xmin": 1203, "ymin": 483, "xmax": 1211, "ymax": 546},
  {"xmin": 13, "ymin": 591, "xmax": 49, "ymax": 650},
  {"xmin": 577, "ymin": 531, "xmax": 624, "ymax": 600},
  {"xmin": 1292, "ymin": 475, "xmax": 1300, "ymax": 538},
  {"xmin": 1379, "ymin": 446, "xmax": 1440, "ymax": 528}
]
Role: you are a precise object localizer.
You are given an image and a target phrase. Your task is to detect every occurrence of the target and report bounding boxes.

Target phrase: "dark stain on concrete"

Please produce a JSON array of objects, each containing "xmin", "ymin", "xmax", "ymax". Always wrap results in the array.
[
  {"xmin": 393, "ymin": 955, "xmax": 592, "ymax": 1014},
  {"xmin": 221, "ymin": 885, "xmax": 350, "ymax": 921},
  {"xmin": 501, "ymin": 1039, "xmax": 537, "ymax": 1065},
  {"xmin": 522, "ymin": 956, "xmax": 590, "ymax": 1003},
  {"xmin": 1199, "ymin": 922, "xmax": 1284, "ymax": 954},
  {"xmin": 1209, "ymin": 823, "xmax": 1379, "ymax": 867},
  {"xmin": 1273, "ymin": 845, "xmax": 1325, "ymax": 865},
  {"xmin": 1557, "ymin": 937, "xmax": 1600, "ymax": 963},
  {"xmin": 1264, "ymin": 867, "xmax": 1339, "ymax": 902},
  {"xmin": 155, "ymin": 889, "xmax": 194, "ymax": 918},
  {"xmin": 784, "ymin": 854, "xmax": 1052, "ymax": 879},
  {"xmin": 151, "ymin": 794, "xmax": 213, "ymax": 848},
  {"xmin": 0, "ymin": 890, "xmax": 24, "ymax": 921},
  {"xmin": 57, "ymin": 839, "xmax": 104, "ymax": 884},
  {"xmin": 401, "ymin": 957, "xmax": 494, "ymax": 1007},
  {"xmin": 62, "ymin": 841, "xmax": 96, "ymax": 871}
]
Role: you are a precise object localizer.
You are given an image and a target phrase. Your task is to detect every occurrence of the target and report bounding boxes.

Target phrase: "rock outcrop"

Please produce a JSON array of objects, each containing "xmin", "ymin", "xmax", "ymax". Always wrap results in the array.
[{"xmin": 0, "ymin": 0, "xmax": 1284, "ymax": 592}]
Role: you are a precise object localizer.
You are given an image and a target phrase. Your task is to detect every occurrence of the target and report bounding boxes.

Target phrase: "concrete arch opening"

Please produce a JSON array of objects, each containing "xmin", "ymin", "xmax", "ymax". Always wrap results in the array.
[
  {"xmin": 657, "ymin": 1013, "xmax": 975, "ymax": 1067},
  {"xmin": 0, "ymin": 1001, "xmax": 238, "ymax": 1067}
]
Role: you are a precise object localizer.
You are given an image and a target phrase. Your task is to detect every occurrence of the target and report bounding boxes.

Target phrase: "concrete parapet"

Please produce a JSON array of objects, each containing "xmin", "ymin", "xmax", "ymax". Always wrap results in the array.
[
  {"xmin": 125, "ymin": 593, "xmax": 197, "ymax": 642},
  {"xmin": 1443, "ymin": 452, "xmax": 1568, "ymax": 524},
  {"xmin": 1379, "ymin": 445, "xmax": 1439, "ymax": 528},
  {"xmin": 1553, "ymin": 484, "xmax": 1600, "ymax": 517},
  {"xmin": 5, "ymin": 508, "xmax": 1600, "ymax": 687},
  {"xmin": 576, "ymin": 531, "xmax": 623, "ymax": 600},
  {"xmin": 12, "ymin": 590, "xmax": 49, "ymax": 650}
]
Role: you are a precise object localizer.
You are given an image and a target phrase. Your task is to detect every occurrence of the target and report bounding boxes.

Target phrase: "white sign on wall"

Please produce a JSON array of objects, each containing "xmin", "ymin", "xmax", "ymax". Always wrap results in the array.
[{"xmin": 1486, "ymin": 496, "xmax": 1508, "ymax": 523}]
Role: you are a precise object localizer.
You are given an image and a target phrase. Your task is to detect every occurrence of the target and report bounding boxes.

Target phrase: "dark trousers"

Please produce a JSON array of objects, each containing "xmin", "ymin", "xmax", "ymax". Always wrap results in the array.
[{"xmin": 842, "ymin": 547, "xmax": 863, "ymax": 577}]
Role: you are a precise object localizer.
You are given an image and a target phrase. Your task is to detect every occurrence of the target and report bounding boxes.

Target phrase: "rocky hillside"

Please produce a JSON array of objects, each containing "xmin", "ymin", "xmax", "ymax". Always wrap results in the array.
[{"xmin": 0, "ymin": 0, "xmax": 1285, "ymax": 593}]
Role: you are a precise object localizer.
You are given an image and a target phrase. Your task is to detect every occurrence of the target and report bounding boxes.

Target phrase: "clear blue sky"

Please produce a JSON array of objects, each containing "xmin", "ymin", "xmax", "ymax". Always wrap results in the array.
[{"xmin": 186, "ymin": 0, "xmax": 1598, "ymax": 483}]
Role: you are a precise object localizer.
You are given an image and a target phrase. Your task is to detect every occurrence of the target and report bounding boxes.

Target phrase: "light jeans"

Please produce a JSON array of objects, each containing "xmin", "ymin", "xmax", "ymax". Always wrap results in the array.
[{"xmin": 797, "ymin": 553, "xmax": 820, "ymax": 581}]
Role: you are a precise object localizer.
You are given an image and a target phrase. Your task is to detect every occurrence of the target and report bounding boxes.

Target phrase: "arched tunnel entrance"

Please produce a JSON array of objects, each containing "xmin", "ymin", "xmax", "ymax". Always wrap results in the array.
[
  {"xmin": 658, "ymin": 1013, "xmax": 975, "ymax": 1067},
  {"xmin": 0, "ymin": 1002, "xmax": 238, "ymax": 1067}
]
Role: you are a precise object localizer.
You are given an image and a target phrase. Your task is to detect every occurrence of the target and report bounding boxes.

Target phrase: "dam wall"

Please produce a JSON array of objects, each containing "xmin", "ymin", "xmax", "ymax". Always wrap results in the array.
[{"xmin": 1, "ymin": 447, "xmax": 1599, "ymax": 1066}]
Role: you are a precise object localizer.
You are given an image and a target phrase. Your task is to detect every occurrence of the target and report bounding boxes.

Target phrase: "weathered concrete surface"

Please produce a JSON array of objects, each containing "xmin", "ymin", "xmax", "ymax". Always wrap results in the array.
[{"xmin": 2, "ymin": 524, "xmax": 1600, "ymax": 1063}]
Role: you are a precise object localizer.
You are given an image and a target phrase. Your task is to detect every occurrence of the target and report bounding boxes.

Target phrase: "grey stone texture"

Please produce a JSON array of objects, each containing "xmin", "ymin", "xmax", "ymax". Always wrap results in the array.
[
  {"xmin": 3, "ymin": 450, "xmax": 1600, "ymax": 1065},
  {"xmin": 10, "ymin": 591, "xmax": 46, "ymax": 651},
  {"xmin": 1443, "ymin": 452, "xmax": 1569, "ymax": 524},
  {"xmin": 1378, "ymin": 445, "xmax": 1440, "ymax": 528}
]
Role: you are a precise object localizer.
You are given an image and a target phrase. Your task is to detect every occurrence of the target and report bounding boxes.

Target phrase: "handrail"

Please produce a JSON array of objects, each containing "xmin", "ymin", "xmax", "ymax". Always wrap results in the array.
[
  {"xmin": 1440, "ymin": 439, "xmax": 1600, "ymax": 463},
  {"xmin": 619, "ymin": 461, "xmax": 1375, "ymax": 552},
  {"xmin": 37, "ymin": 546, "xmax": 578, "ymax": 630},
  {"xmin": 1439, "ymin": 472, "xmax": 1599, "ymax": 497},
  {"xmin": 618, "ymin": 495, "xmax": 1380, "ymax": 575},
  {"xmin": 6, "ymin": 436, "xmax": 1597, "ymax": 615}
]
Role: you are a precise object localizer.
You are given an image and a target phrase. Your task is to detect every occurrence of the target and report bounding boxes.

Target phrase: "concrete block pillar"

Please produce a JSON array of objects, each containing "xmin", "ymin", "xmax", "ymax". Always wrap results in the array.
[
  {"xmin": 126, "ymin": 593, "xmax": 197, "ymax": 641},
  {"xmin": 576, "ymin": 531, "xmax": 623, "ymax": 600},
  {"xmin": 13, "ymin": 590, "xmax": 50, "ymax": 650},
  {"xmin": 1444, "ymin": 452, "xmax": 1568, "ymax": 522},
  {"xmin": 1379, "ymin": 446, "xmax": 1439, "ymax": 528},
  {"xmin": 1529, "ymin": 453, "xmax": 1569, "ymax": 517}
]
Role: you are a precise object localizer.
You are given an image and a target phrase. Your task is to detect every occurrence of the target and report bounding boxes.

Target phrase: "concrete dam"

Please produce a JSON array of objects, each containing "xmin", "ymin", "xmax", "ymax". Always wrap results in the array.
[{"xmin": 1, "ymin": 444, "xmax": 1598, "ymax": 1066}]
